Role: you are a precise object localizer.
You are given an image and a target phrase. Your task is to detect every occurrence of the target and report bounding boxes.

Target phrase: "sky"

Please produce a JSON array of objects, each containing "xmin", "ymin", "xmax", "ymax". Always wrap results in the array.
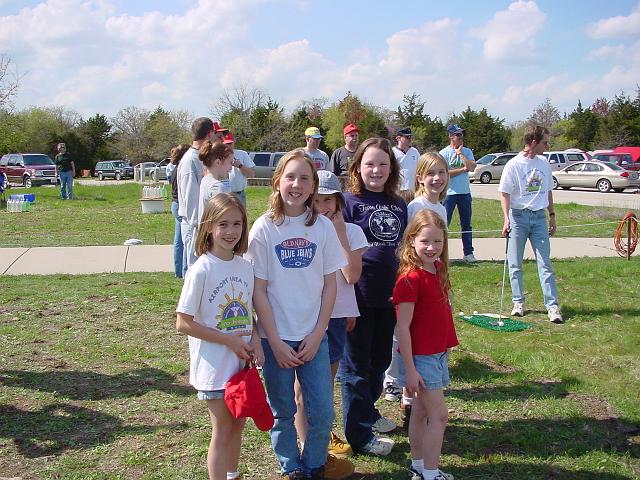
[{"xmin": 1, "ymin": 0, "xmax": 639, "ymax": 124}]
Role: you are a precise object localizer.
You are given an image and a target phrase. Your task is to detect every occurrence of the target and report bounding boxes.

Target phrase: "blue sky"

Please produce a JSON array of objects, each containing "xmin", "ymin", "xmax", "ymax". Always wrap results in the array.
[{"xmin": 1, "ymin": 0, "xmax": 639, "ymax": 123}]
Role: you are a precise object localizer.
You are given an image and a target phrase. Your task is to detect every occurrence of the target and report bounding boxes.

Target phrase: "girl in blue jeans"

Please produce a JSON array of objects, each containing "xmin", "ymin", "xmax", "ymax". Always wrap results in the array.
[{"xmin": 246, "ymin": 150, "xmax": 349, "ymax": 480}]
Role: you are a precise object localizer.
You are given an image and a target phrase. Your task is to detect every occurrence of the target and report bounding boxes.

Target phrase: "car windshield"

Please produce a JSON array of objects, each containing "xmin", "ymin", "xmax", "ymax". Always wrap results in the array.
[
  {"xmin": 476, "ymin": 154, "xmax": 495, "ymax": 165},
  {"xmin": 24, "ymin": 155, "xmax": 54, "ymax": 166}
]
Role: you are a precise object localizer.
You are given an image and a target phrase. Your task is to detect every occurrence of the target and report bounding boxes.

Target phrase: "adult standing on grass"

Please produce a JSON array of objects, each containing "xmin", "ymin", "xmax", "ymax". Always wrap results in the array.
[
  {"xmin": 329, "ymin": 124, "xmax": 360, "ymax": 177},
  {"xmin": 304, "ymin": 126, "xmax": 330, "ymax": 171},
  {"xmin": 55, "ymin": 143, "xmax": 75, "ymax": 200},
  {"xmin": 223, "ymin": 132, "xmax": 255, "ymax": 208},
  {"xmin": 168, "ymin": 144, "xmax": 190, "ymax": 278},
  {"xmin": 498, "ymin": 125, "xmax": 563, "ymax": 323},
  {"xmin": 440, "ymin": 124, "xmax": 476, "ymax": 263},
  {"xmin": 393, "ymin": 127, "xmax": 420, "ymax": 200},
  {"xmin": 177, "ymin": 117, "xmax": 218, "ymax": 275}
]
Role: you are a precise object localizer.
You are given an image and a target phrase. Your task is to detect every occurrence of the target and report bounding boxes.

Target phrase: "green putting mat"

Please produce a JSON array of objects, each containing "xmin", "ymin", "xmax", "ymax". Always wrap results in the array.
[{"xmin": 458, "ymin": 312, "xmax": 531, "ymax": 332}]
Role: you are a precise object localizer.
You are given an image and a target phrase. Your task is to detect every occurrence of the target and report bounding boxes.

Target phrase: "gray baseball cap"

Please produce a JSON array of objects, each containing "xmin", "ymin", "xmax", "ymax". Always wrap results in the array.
[{"xmin": 317, "ymin": 170, "xmax": 342, "ymax": 195}]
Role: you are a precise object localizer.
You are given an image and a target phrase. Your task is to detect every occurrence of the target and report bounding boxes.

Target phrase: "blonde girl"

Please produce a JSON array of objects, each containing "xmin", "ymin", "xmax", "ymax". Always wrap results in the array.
[
  {"xmin": 408, "ymin": 152, "xmax": 450, "ymax": 223},
  {"xmin": 198, "ymin": 141, "xmax": 234, "ymax": 222},
  {"xmin": 246, "ymin": 150, "xmax": 352, "ymax": 479},
  {"xmin": 393, "ymin": 209, "xmax": 458, "ymax": 480},
  {"xmin": 176, "ymin": 193, "xmax": 263, "ymax": 480}
]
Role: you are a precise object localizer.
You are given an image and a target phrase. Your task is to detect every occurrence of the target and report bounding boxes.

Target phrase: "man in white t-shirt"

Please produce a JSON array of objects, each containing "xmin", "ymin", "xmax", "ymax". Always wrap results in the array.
[
  {"xmin": 304, "ymin": 126, "xmax": 330, "ymax": 170},
  {"xmin": 392, "ymin": 127, "xmax": 420, "ymax": 196},
  {"xmin": 498, "ymin": 125, "xmax": 563, "ymax": 323},
  {"xmin": 223, "ymin": 132, "xmax": 255, "ymax": 208}
]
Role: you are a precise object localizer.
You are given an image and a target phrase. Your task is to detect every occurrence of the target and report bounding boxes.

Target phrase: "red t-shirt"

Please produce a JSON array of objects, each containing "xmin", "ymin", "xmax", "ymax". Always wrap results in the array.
[{"xmin": 392, "ymin": 267, "xmax": 459, "ymax": 355}]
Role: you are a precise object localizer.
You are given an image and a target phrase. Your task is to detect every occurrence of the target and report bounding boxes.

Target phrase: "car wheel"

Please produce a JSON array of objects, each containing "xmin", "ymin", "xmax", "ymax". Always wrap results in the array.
[
  {"xmin": 115, "ymin": 172, "xmax": 122, "ymax": 181},
  {"xmin": 480, "ymin": 172, "xmax": 492, "ymax": 184},
  {"xmin": 23, "ymin": 176, "xmax": 32, "ymax": 188},
  {"xmin": 596, "ymin": 178, "xmax": 612, "ymax": 193},
  {"xmin": 552, "ymin": 176, "xmax": 558, "ymax": 189},
  {"xmin": 98, "ymin": 173, "xmax": 104, "ymax": 181},
  {"xmin": 613, "ymin": 188, "xmax": 624, "ymax": 193}
]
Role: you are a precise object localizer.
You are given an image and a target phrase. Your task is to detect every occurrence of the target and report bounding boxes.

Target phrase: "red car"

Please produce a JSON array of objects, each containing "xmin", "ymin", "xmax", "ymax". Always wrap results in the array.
[{"xmin": 0, "ymin": 153, "xmax": 58, "ymax": 188}]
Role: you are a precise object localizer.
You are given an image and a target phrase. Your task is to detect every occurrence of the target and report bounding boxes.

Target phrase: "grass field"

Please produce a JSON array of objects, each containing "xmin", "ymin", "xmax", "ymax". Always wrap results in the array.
[
  {"xmin": 1, "ymin": 258, "xmax": 639, "ymax": 479},
  {"xmin": 0, "ymin": 183, "xmax": 635, "ymax": 247}
]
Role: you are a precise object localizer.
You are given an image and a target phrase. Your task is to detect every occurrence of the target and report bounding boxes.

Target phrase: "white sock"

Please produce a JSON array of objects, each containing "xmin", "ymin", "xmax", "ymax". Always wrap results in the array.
[
  {"xmin": 227, "ymin": 472, "xmax": 240, "ymax": 480},
  {"xmin": 411, "ymin": 459, "xmax": 424, "ymax": 471},
  {"xmin": 402, "ymin": 395, "xmax": 414, "ymax": 406},
  {"xmin": 422, "ymin": 468, "xmax": 439, "ymax": 480}
]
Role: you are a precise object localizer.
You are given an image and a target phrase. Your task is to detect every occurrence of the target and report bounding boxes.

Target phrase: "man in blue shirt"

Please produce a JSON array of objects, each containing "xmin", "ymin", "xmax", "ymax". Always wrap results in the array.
[{"xmin": 440, "ymin": 124, "xmax": 477, "ymax": 262}]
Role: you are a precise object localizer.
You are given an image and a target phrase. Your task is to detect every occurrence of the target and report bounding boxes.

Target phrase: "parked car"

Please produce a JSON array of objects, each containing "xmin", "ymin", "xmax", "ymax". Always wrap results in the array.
[
  {"xmin": 150, "ymin": 158, "xmax": 170, "ymax": 182},
  {"xmin": 0, "ymin": 153, "xmax": 57, "ymax": 188},
  {"xmin": 613, "ymin": 146, "xmax": 640, "ymax": 163},
  {"xmin": 469, "ymin": 152, "xmax": 517, "ymax": 184},
  {"xmin": 592, "ymin": 152, "xmax": 640, "ymax": 172},
  {"xmin": 552, "ymin": 161, "xmax": 640, "ymax": 193},
  {"xmin": 543, "ymin": 151, "xmax": 590, "ymax": 171},
  {"xmin": 250, "ymin": 151, "xmax": 287, "ymax": 178},
  {"xmin": 95, "ymin": 160, "xmax": 134, "ymax": 181}
]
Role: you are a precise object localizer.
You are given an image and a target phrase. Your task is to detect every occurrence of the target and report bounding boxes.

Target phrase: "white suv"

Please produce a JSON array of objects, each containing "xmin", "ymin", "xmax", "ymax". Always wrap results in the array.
[{"xmin": 543, "ymin": 150, "xmax": 590, "ymax": 171}]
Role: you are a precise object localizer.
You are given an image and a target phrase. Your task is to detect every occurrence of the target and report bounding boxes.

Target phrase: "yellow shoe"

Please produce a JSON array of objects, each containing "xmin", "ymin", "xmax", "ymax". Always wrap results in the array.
[
  {"xmin": 328, "ymin": 432, "xmax": 353, "ymax": 458},
  {"xmin": 317, "ymin": 454, "xmax": 354, "ymax": 479}
]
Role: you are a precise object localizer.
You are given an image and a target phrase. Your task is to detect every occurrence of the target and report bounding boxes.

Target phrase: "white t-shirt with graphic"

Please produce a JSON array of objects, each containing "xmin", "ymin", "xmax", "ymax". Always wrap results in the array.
[
  {"xmin": 393, "ymin": 146, "xmax": 421, "ymax": 191},
  {"xmin": 498, "ymin": 153, "xmax": 552, "ymax": 211},
  {"xmin": 246, "ymin": 211, "xmax": 347, "ymax": 341},
  {"xmin": 176, "ymin": 253, "xmax": 254, "ymax": 391},
  {"xmin": 407, "ymin": 196, "xmax": 448, "ymax": 224},
  {"xmin": 199, "ymin": 175, "xmax": 231, "ymax": 223},
  {"xmin": 332, "ymin": 222, "xmax": 368, "ymax": 318},
  {"xmin": 304, "ymin": 148, "xmax": 330, "ymax": 171}
]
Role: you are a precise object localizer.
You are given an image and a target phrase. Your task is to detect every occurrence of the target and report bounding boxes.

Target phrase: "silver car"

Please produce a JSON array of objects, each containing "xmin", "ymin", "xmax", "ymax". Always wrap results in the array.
[
  {"xmin": 552, "ymin": 161, "xmax": 640, "ymax": 193},
  {"xmin": 469, "ymin": 152, "xmax": 517, "ymax": 184}
]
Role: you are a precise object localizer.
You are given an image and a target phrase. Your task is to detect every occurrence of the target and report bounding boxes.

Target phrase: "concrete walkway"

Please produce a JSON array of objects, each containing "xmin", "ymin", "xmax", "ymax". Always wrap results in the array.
[{"xmin": 1, "ymin": 237, "xmax": 627, "ymax": 275}]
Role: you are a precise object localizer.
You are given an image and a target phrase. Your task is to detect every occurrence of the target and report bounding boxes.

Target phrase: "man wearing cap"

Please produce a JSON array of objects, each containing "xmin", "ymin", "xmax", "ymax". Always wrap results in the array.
[
  {"xmin": 177, "ymin": 117, "xmax": 222, "ymax": 274},
  {"xmin": 392, "ymin": 127, "xmax": 420, "ymax": 198},
  {"xmin": 329, "ymin": 124, "xmax": 360, "ymax": 177},
  {"xmin": 212, "ymin": 121, "xmax": 228, "ymax": 142},
  {"xmin": 440, "ymin": 124, "xmax": 477, "ymax": 262},
  {"xmin": 304, "ymin": 126, "xmax": 330, "ymax": 170},
  {"xmin": 223, "ymin": 132, "xmax": 255, "ymax": 208}
]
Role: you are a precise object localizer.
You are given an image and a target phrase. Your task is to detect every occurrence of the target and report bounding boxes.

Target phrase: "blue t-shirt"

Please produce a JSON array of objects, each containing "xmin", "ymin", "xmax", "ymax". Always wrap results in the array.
[
  {"xmin": 440, "ymin": 145, "xmax": 474, "ymax": 195},
  {"xmin": 343, "ymin": 190, "xmax": 407, "ymax": 308}
]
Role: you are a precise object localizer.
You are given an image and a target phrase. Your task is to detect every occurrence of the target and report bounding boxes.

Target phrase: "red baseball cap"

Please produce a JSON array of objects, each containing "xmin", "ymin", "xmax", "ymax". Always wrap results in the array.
[
  {"xmin": 224, "ymin": 366, "xmax": 274, "ymax": 431},
  {"xmin": 223, "ymin": 132, "xmax": 235, "ymax": 144},
  {"xmin": 213, "ymin": 121, "xmax": 229, "ymax": 134},
  {"xmin": 343, "ymin": 123, "xmax": 359, "ymax": 135}
]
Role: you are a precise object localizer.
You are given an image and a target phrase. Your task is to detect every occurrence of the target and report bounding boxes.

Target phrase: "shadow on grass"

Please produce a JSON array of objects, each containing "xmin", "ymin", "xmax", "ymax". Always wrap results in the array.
[
  {"xmin": 0, "ymin": 403, "xmax": 186, "ymax": 458},
  {"xmin": 353, "ymin": 467, "xmax": 631, "ymax": 480},
  {"xmin": 0, "ymin": 367, "xmax": 192, "ymax": 400},
  {"xmin": 562, "ymin": 305, "xmax": 640, "ymax": 318}
]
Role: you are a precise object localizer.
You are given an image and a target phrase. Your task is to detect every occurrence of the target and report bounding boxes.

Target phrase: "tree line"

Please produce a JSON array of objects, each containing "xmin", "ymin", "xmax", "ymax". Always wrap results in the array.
[{"xmin": 1, "ymin": 84, "xmax": 639, "ymax": 173}]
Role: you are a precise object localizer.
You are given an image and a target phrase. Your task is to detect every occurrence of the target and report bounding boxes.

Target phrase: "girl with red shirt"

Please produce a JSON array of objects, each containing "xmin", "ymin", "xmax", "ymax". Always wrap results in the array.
[{"xmin": 393, "ymin": 209, "xmax": 458, "ymax": 480}]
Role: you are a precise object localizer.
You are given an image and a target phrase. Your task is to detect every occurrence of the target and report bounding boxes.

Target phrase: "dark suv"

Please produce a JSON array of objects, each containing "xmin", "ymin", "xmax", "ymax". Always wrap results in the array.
[
  {"xmin": 0, "ymin": 153, "xmax": 58, "ymax": 188},
  {"xmin": 95, "ymin": 160, "xmax": 134, "ymax": 180},
  {"xmin": 592, "ymin": 153, "xmax": 640, "ymax": 171}
]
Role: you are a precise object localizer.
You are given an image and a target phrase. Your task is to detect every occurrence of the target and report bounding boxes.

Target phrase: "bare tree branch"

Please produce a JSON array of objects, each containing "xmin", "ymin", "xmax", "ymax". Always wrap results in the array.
[{"xmin": 0, "ymin": 54, "xmax": 23, "ymax": 110}]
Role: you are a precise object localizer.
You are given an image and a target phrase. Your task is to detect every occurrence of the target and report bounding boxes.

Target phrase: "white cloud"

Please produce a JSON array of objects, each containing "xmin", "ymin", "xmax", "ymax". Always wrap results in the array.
[
  {"xmin": 588, "ymin": 2, "xmax": 640, "ymax": 39},
  {"xmin": 475, "ymin": 0, "xmax": 546, "ymax": 64},
  {"xmin": 586, "ymin": 44, "xmax": 626, "ymax": 61}
]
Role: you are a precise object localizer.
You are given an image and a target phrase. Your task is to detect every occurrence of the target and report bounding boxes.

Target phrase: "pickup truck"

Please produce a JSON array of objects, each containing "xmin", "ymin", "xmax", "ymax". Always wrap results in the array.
[
  {"xmin": 0, "ymin": 153, "xmax": 58, "ymax": 188},
  {"xmin": 592, "ymin": 153, "xmax": 640, "ymax": 172},
  {"xmin": 250, "ymin": 151, "xmax": 287, "ymax": 178}
]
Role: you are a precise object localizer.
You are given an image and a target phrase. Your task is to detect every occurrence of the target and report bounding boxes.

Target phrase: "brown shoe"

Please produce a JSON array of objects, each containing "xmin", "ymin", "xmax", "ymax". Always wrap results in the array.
[
  {"xmin": 311, "ymin": 454, "xmax": 355, "ymax": 479},
  {"xmin": 328, "ymin": 432, "xmax": 353, "ymax": 458},
  {"xmin": 284, "ymin": 469, "xmax": 310, "ymax": 480}
]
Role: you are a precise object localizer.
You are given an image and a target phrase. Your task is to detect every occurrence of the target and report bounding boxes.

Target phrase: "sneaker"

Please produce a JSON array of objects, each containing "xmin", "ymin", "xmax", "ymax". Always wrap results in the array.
[
  {"xmin": 463, "ymin": 253, "xmax": 477, "ymax": 263},
  {"xmin": 408, "ymin": 466, "xmax": 423, "ymax": 480},
  {"xmin": 384, "ymin": 382, "xmax": 402, "ymax": 401},
  {"xmin": 401, "ymin": 402, "xmax": 412, "ymax": 430},
  {"xmin": 328, "ymin": 432, "xmax": 353, "ymax": 458},
  {"xmin": 360, "ymin": 436, "xmax": 394, "ymax": 456},
  {"xmin": 423, "ymin": 471, "xmax": 454, "ymax": 480},
  {"xmin": 511, "ymin": 301, "xmax": 524, "ymax": 317},
  {"xmin": 548, "ymin": 305, "xmax": 563, "ymax": 323},
  {"xmin": 312, "ymin": 454, "xmax": 355, "ymax": 479},
  {"xmin": 284, "ymin": 469, "xmax": 310, "ymax": 480},
  {"xmin": 372, "ymin": 415, "xmax": 397, "ymax": 433}
]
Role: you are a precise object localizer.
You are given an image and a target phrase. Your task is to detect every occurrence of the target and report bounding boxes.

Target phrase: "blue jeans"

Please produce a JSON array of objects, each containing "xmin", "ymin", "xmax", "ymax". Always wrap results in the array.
[
  {"xmin": 507, "ymin": 208, "xmax": 559, "ymax": 308},
  {"xmin": 171, "ymin": 201, "xmax": 184, "ymax": 278},
  {"xmin": 59, "ymin": 170, "xmax": 74, "ymax": 199},
  {"xmin": 340, "ymin": 306, "xmax": 396, "ymax": 449},
  {"xmin": 262, "ymin": 336, "xmax": 333, "ymax": 476},
  {"xmin": 444, "ymin": 193, "xmax": 473, "ymax": 255},
  {"xmin": 180, "ymin": 221, "xmax": 197, "ymax": 276},
  {"xmin": 232, "ymin": 190, "xmax": 247, "ymax": 208}
]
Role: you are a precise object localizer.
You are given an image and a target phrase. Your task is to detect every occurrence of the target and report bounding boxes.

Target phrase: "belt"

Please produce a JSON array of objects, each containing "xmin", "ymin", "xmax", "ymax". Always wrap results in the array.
[{"xmin": 232, "ymin": 190, "xmax": 244, "ymax": 194}]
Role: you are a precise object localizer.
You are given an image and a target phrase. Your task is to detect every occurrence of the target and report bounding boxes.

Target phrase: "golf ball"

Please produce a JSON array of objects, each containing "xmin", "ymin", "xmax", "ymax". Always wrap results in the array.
[
  {"xmin": 498, "ymin": 321, "xmax": 504, "ymax": 327},
  {"xmin": 473, "ymin": 310, "xmax": 478, "ymax": 315},
  {"xmin": 459, "ymin": 311, "xmax": 464, "ymax": 316}
]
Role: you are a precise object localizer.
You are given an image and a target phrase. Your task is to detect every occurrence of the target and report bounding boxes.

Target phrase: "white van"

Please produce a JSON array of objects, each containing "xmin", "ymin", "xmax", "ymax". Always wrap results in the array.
[{"xmin": 543, "ymin": 151, "xmax": 590, "ymax": 171}]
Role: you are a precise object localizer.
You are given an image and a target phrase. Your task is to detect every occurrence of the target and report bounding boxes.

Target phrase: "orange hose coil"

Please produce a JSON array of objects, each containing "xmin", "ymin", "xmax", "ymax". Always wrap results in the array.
[{"xmin": 614, "ymin": 212, "xmax": 638, "ymax": 258}]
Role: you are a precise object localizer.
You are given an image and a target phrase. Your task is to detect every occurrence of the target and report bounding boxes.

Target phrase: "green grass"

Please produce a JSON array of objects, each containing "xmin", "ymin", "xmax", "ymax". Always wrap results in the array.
[
  {"xmin": 1, "ymin": 259, "xmax": 639, "ymax": 479},
  {"xmin": 0, "ymin": 183, "xmax": 635, "ymax": 247}
]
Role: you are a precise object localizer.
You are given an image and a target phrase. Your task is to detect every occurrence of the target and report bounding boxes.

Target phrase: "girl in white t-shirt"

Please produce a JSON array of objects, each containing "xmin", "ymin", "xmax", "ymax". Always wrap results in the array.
[
  {"xmin": 198, "ymin": 140, "xmax": 233, "ymax": 222},
  {"xmin": 176, "ymin": 193, "xmax": 262, "ymax": 480},
  {"xmin": 246, "ymin": 150, "xmax": 351, "ymax": 479},
  {"xmin": 293, "ymin": 170, "xmax": 368, "ymax": 459}
]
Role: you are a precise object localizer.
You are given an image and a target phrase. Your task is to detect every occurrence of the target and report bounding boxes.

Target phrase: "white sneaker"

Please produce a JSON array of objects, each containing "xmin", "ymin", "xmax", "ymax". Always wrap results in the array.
[
  {"xmin": 360, "ymin": 436, "xmax": 394, "ymax": 456},
  {"xmin": 463, "ymin": 253, "xmax": 477, "ymax": 263},
  {"xmin": 372, "ymin": 415, "xmax": 397, "ymax": 433},
  {"xmin": 511, "ymin": 302, "xmax": 524, "ymax": 317},
  {"xmin": 548, "ymin": 305, "xmax": 563, "ymax": 323}
]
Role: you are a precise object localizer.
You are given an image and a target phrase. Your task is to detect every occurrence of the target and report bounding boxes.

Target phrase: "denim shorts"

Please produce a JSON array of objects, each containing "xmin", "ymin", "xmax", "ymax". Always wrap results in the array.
[
  {"xmin": 197, "ymin": 388, "xmax": 225, "ymax": 400},
  {"xmin": 399, "ymin": 351, "xmax": 450, "ymax": 390},
  {"xmin": 327, "ymin": 317, "xmax": 347, "ymax": 364}
]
